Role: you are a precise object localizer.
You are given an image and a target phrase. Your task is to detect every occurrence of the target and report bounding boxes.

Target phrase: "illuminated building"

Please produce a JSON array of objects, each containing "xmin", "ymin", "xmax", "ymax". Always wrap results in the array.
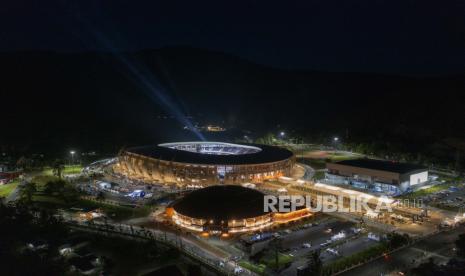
[
  {"xmin": 115, "ymin": 142, "xmax": 295, "ymax": 185},
  {"xmin": 167, "ymin": 185, "xmax": 312, "ymax": 234},
  {"xmin": 326, "ymin": 159, "xmax": 428, "ymax": 195}
]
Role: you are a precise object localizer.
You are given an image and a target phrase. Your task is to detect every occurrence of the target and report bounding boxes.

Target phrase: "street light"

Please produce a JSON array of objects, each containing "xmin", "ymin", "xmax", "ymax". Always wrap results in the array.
[
  {"xmin": 333, "ymin": 137, "xmax": 339, "ymax": 151},
  {"xmin": 280, "ymin": 131, "xmax": 285, "ymax": 137},
  {"xmin": 70, "ymin": 150, "xmax": 76, "ymax": 164}
]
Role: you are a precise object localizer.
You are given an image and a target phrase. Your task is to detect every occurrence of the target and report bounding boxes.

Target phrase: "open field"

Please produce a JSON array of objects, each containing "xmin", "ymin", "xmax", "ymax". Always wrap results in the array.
[
  {"xmin": 41, "ymin": 164, "xmax": 83, "ymax": 176},
  {"xmin": 0, "ymin": 180, "xmax": 19, "ymax": 198},
  {"xmin": 238, "ymin": 261, "xmax": 266, "ymax": 275},
  {"xmin": 296, "ymin": 150, "xmax": 362, "ymax": 170},
  {"xmin": 297, "ymin": 150, "xmax": 362, "ymax": 160}
]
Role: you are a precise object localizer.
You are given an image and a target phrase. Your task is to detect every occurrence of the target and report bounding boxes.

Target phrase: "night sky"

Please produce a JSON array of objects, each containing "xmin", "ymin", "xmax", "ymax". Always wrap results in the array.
[{"xmin": 2, "ymin": 0, "xmax": 464, "ymax": 74}]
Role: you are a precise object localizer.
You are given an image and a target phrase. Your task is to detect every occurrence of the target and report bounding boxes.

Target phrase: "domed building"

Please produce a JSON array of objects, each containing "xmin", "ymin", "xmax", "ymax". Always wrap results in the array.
[{"xmin": 169, "ymin": 185, "xmax": 273, "ymax": 233}]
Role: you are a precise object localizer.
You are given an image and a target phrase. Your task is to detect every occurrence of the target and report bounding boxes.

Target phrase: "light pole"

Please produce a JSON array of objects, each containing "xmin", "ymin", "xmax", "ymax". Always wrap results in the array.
[
  {"xmin": 333, "ymin": 137, "xmax": 339, "ymax": 151},
  {"xmin": 70, "ymin": 150, "xmax": 76, "ymax": 165}
]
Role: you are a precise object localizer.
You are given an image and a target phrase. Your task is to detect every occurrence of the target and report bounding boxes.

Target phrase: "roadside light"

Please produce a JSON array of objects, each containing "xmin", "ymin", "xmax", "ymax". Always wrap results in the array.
[{"xmin": 70, "ymin": 150, "xmax": 76, "ymax": 164}]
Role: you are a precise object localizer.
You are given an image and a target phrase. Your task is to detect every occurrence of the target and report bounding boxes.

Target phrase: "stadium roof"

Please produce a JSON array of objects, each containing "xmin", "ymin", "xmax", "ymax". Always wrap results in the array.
[
  {"xmin": 172, "ymin": 185, "xmax": 268, "ymax": 220},
  {"xmin": 333, "ymin": 158, "xmax": 427, "ymax": 174},
  {"xmin": 125, "ymin": 142, "xmax": 293, "ymax": 165}
]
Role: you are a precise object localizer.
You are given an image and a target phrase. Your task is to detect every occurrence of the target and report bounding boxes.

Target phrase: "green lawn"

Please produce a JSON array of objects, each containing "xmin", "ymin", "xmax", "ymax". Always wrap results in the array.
[
  {"xmin": 298, "ymin": 159, "xmax": 327, "ymax": 170},
  {"xmin": 313, "ymin": 170, "xmax": 326, "ymax": 180},
  {"xmin": 238, "ymin": 253, "xmax": 293, "ymax": 274},
  {"xmin": 239, "ymin": 261, "xmax": 266, "ymax": 275},
  {"xmin": 62, "ymin": 165, "xmax": 83, "ymax": 175},
  {"xmin": 32, "ymin": 194, "xmax": 66, "ymax": 205},
  {"xmin": 31, "ymin": 175, "xmax": 60, "ymax": 190},
  {"xmin": 0, "ymin": 180, "xmax": 19, "ymax": 198},
  {"xmin": 260, "ymin": 253, "xmax": 293, "ymax": 270},
  {"xmin": 41, "ymin": 165, "xmax": 83, "ymax": 176}
]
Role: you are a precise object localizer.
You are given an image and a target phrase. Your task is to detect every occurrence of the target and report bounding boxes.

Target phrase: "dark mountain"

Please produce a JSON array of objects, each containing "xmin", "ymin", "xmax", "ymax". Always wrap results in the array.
[{"xmin": 1, "ymin": 47, "xmax": 464, "ymax": 156}]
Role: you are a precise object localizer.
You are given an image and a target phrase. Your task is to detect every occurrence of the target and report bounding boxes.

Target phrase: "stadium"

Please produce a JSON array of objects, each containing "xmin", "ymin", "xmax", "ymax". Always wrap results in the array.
[
  {"xmin": 167, "ymin": 185, "xmax": 312, "ymax": 234},
  {"xmin": 115, "ymin": 142, "xmax": 295, "ymax": 185}
]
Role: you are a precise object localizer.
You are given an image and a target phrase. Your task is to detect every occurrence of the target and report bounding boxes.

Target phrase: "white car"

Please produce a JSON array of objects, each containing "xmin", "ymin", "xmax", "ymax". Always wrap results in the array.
[
  {"xmin": 302, "ymin": 243, "xmax": 312, "ymax": 248},
  {"xmin": 234, "ymin": 267, "xmax": 244, "ymax": 274},
  {"xmin": 326, "ymin": 248, "xmax": 340, "ymax": 256}
]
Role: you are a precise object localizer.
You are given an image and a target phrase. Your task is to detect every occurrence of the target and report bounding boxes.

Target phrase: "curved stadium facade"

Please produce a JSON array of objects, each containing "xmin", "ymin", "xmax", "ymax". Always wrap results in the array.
[{"xmin": 115, "ymin": 142, "xmax": 295, "ymax": 185}]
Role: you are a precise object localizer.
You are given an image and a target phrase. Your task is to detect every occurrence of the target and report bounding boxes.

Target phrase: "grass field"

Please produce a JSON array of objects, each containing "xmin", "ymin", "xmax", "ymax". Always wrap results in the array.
[
  {"xmin": 31, "ymin": 175, "xmax": 60, "ymax": 190},
  {"xmin": 313, "ymin": 170, "xmax": 326, "ymax": 180},
  {"xmin": 297, "ymin": 150, "xmax": 361, "ymax": 170},
  {"xmin": 239, "ymin": 261, "xmax": 266, "ymax": 275},
  {"xmin": 41, "ymin": 165, "xmax": 83, "ymax": 176},
  {"xmin": 260, "ymin": 252, "xmax": 293, "ymax": 270},
  {"xmin": 32, "ymin": 194, "xmax": 66, "ymax": 205},
  {"xmin": 239, "ymin": 252, "xmax": 293, "ymax": 274},
  {"xmin": 0, "ymin": 180, "xmax": 19, "ymax": 198}
]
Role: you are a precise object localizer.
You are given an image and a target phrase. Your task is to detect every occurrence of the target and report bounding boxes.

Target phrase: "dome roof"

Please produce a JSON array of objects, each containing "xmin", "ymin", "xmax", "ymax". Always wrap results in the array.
[{"xmin": 172, "ymin": 185, "xmax": 268, "ymax": 221}]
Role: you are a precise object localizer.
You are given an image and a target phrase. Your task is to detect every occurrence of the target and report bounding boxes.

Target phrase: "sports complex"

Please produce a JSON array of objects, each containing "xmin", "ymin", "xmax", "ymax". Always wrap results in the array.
[{"xmin": 115, "ymin": 142, "xmax": 295, "ymax": 185}]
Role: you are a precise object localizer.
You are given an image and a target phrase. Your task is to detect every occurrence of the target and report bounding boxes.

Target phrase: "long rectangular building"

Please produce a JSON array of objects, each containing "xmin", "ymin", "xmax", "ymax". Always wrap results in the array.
[{"xmin": 326, "ymin": 159, "xmax": 428, "ymax": 195}]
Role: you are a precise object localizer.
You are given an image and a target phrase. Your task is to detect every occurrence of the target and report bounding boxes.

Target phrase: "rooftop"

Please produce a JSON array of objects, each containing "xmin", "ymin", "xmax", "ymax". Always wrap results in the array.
[
  {"xmin": 125, "ymin": 142, "xmax": 293, "ymax": 165},
  {"xmin": 172, "ymin": 185, "xmax": 268, "ymax": 220},
  {"xmin": 332, "ymin": 158, "xmax": 427, "ymax": 174}
]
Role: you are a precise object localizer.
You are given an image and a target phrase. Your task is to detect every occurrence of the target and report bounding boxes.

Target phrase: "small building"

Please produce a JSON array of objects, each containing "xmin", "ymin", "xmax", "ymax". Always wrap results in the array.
[{"xmin": 326, "ymin": 159, "xmax": 428, "ymax": 195}]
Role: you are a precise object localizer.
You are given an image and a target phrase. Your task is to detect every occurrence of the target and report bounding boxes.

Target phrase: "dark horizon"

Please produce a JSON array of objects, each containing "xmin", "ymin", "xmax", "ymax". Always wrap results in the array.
[{"xmin": 2, "ymin": 0, "xmax": 465, "ymax": 75}]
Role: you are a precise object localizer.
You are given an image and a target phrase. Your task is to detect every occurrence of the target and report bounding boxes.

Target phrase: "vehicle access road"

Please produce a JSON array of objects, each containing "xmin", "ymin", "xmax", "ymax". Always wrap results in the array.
[{"xmin": 341, "ymin": 224, "xmax": 465, "ymax": 276}]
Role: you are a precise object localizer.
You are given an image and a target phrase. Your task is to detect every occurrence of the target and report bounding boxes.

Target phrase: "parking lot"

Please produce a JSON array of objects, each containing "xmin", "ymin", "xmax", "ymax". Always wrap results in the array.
[{"xmin": 411, "ymin": 183, "xmax": 465, "ymax": 212}]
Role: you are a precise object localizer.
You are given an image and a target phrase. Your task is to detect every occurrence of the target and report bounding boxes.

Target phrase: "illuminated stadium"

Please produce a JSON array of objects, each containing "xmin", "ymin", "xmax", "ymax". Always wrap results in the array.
[
  {"xmin": 168, "ymin": 185, "xmax": 273, "ymax": 233},
  {"xmin": 115, "ymin": 142, "xmax": 295, "ymax": 185}
]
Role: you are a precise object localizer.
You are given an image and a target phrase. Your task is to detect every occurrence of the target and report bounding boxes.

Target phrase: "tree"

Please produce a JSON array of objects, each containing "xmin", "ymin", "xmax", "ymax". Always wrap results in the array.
[
  {"xmin": 306, "ymin": 250, "xmax": 323, "ymax": 276},
  {"xmin": 0, "ymin": 202, "xmax": 69, "ymax": 275},
  {"xmin": 20, "ymin": 182, "xmax": 37, "ymax": 203},
  {"xmin": 16, "ymin": 156, "xmax": 33, "ymax": 171},
  {"xmin": 385, "ymin": 232, "xmax": 410, "ymax": 249},
  {"xmin": 52, "ymin": 159, "xmax": 64, "ymax": 179},
  {"xmin": 96, "ymin": 191, "xmax": 105, "ymax": 201},
  {"xmin": 43, "ymin": 180, "xmax": 65, "ymax": 195},
  {"xmin": 61, "ymin": 184, "xmax": 78, "ymax": 202}
]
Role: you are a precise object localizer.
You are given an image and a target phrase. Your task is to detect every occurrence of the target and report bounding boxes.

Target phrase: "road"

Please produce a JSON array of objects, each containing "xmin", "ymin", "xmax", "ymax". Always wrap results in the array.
[
  {"xmin": 299, "ymin": 163, "xmax": 315, "ymax": 181},
  {"xmin": 280, "ymin": 219, "xmax": 365, "ymax": 276},
  {"xmin": 67, "ymin": 218, "xmax": 256, "ymax": 275},
  {"xmin": 340, "ymin": 224, "xmax": 465, "ymax": 276},
  {"xmin": 5, "ymin": 179, "xmax": 26, "ymax": 203}
]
